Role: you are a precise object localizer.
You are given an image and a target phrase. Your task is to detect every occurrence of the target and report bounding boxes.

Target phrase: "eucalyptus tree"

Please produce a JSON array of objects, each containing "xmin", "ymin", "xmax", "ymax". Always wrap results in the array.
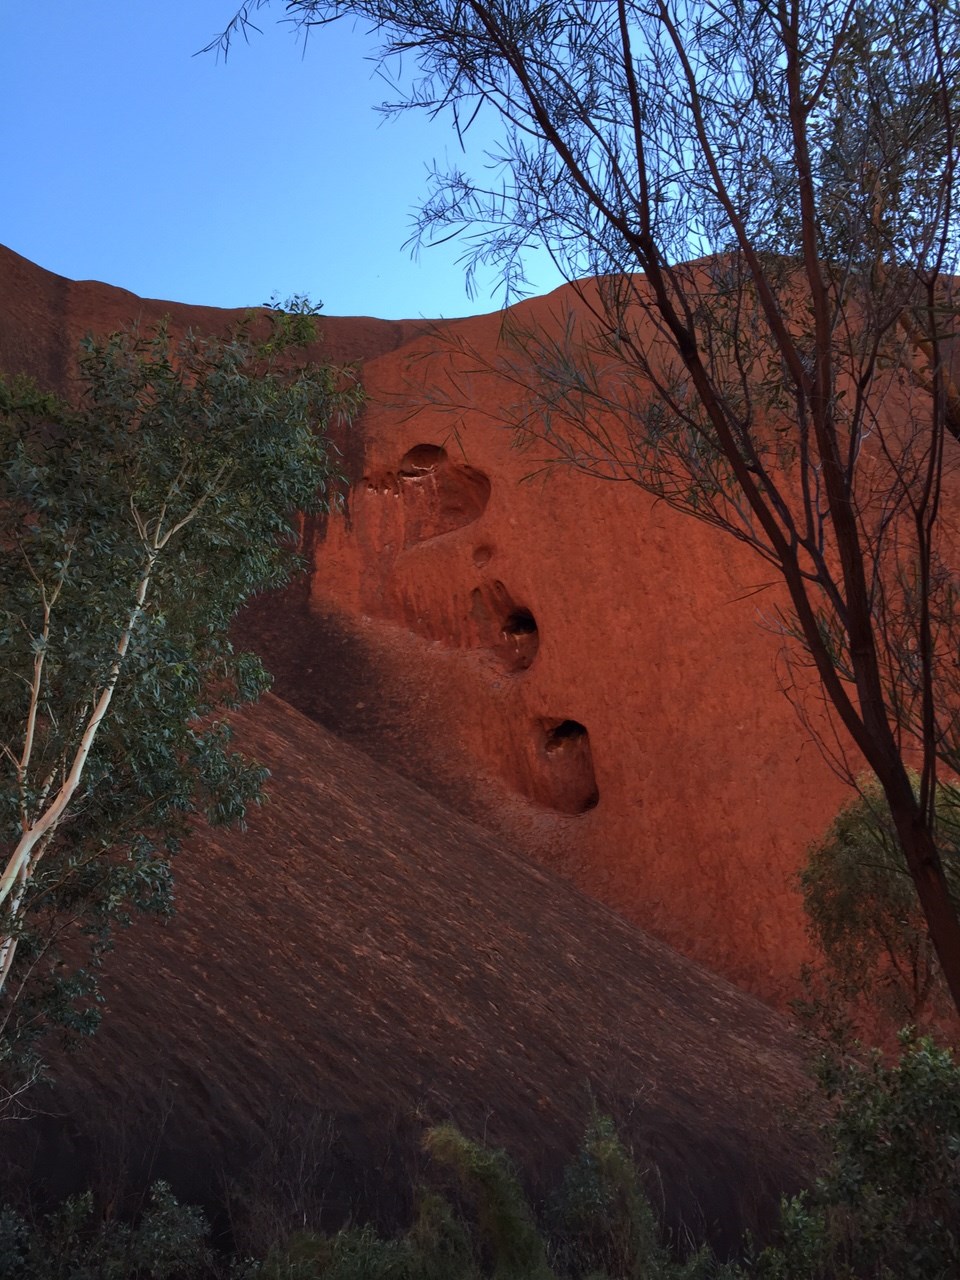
[
  {"xmin": 214, "ymin": 0, "xmax": 960, "ymax": 1013},
  {"xmin": 0, "ymin": 311, "xmax": 359, "ymax": 1067}
]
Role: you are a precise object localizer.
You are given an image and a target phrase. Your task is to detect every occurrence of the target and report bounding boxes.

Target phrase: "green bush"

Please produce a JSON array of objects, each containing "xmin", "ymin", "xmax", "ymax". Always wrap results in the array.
[
  {"xmin": 251, "ymin": 1200, "xmax": 478, "ymax": 1280},
  {"xmin": 405, "ymin": 1191, "xmax": 477, "ymax": 1280},
  {"xmin": 261, "ymin": 1225, "xmax": 409, "ymax": 1280},
  {"xmin": 755, "ymin": 1033, "xmax": 960, "ymax": 1279},
  {"xmin": 799, "ymin": 774, "xmax": 960, "ymax": 1032},
  {"xmin": 423, "ymin": 1124, "xmax": 553, "ymax": 1280},
  {"xmin": 9, "ymin": 1064, "xmax": 959, "ymax": 1280},
  {"xmin": 416, "ymin": 1117, "xmax": 731, "ymax": 1280},
  {"xmin": 551, "ymin": 1112, "xmax": 667, "ymax": 1279},
  {"xmin": 0, "ymin": 1181, "xmax": 212, "ymax": 1279}
]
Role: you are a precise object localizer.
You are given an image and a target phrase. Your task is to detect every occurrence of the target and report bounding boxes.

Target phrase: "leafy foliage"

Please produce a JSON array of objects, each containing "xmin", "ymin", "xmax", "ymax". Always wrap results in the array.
[
  {"xmin": 799, "ymin": 774, "xmax": 960, "ymax": 1030},
  {"xmin": 7, "ymin": 1065, "xmax": 959, "ymax": 1279},
  {"xmin": 0, "ymin": 315, "xmax": 359, "ymax": 1076},
  {"xmin": 242, "ymin": 1119, "xmax": 730, "ymax": 1280},
  {"xmin": 423, "ymin": 1123, "xmax": 553, "ymax": 1280},
  {"xmin": 0, "ymin": 1181, "xmax": 213, "ymax": 1279},
  {"xmin": 263, "ymin": 293, "xmax": 325, "ymax": 318},
  {"xmin": 247, "ymin": 1201, "xmax": 478, "ymax": 1280},
  {"xmin": 755, "ymin": 1034, "xmax": 960, "ymax": 1279},
  {"xmin": 405, "ymin": 1191, "xmax": 478, "ymax": 1280},
  {"xmin": 551, "ymin": 1111, "xmax": 666, "ymax": 1279},
  {"xmin": 551, "ymin": 1112, "xmax": 729, "ymax": 1280}
]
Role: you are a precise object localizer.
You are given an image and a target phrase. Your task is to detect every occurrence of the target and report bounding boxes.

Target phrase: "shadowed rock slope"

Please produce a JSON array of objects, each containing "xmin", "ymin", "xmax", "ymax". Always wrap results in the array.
[{"xmin": 12, "ymin": 694, "xmax": 812, "ymax": 1251}]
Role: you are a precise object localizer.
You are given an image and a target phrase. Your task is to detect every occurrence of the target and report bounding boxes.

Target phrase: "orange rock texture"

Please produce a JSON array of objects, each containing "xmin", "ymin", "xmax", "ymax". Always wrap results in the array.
[
  {"xmin": 309, "ymin": 293, "xmax": 863, "ymax": 1005},
  {"xmin": 0, "ymin": 243, "xmax": 853, "ymax": 1005}
]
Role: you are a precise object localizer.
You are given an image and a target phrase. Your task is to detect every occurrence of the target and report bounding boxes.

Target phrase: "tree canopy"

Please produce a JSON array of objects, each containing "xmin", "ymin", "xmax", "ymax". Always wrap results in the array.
[{"xmin": 0, "ymin": 312, "xmax": 359, "ymax": 1074}]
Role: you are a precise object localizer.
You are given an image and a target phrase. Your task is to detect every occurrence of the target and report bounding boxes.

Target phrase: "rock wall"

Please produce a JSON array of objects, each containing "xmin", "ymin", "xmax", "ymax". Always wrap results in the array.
[
  {"xmin": 0, "ymin": 243, "xmax": 855, "ymax": 1003},
  {"xmin": 311, "ymin": 290, "xmax": 857, "ymax": 1004}
]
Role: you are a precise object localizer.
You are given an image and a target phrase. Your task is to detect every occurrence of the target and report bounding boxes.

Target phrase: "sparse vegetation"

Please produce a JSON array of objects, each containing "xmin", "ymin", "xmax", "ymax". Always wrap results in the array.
[
  {"xmin": 8, "ymin": 1041, "xmax": 959, "ymax": 1280},
  {"xmin": 0, "ymin": 1182, "xmax": 212, "ymax": 1280},
  {"xmin": 422, "ymin": 1122, "xmax": 553, "ymax": 1280},
  {"xmin": 0, "ymin": 1118, "xmax": 730, "ymax": 1280},
  {"xmin": 550, "ymin": 1112, "xmax": 718, "ymax": 1280}
]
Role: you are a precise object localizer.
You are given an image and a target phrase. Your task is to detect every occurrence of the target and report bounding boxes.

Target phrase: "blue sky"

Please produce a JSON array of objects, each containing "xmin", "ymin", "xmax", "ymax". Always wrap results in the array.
[{"xmin": 0, "ymin": 3, "xmax": 563, "ymax": 319}]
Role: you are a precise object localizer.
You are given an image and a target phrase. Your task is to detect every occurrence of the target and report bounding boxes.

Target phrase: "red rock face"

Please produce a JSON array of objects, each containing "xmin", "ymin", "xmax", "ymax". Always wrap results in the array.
[
  {"xmin": 310, "ymin": 294, "xmax": 861, "ymax": 1006},
  {"xmin": 0, "ymin": 244, "xmax": 854, "ymax": 1005}
]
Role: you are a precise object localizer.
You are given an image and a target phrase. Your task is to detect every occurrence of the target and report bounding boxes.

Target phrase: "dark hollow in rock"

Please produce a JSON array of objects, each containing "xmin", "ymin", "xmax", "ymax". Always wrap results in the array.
[
  {"xmin": 518, "ymin": 718, "xmax": 600, "ymax": 815},
  {"xmin": 399, "ymin": 443, "xmax": 446, "ymax": 476},
  {"xmin": 498, "ymin": 607, "xmax": 539, "ymax": 672},
  {"xmin": 545, "ymin": 718, "xmax": 588, "ymax": 749},
  {"xmin": 466, "ymin": 582, "xmax": 540, "ymax": 672},
  {"xmin": 395, "ymin": 444, "xmax": 492, "ymax": 546},
  {"xmin": 504, "ymin": 608, "xmax": 537, "ymax": 637}
]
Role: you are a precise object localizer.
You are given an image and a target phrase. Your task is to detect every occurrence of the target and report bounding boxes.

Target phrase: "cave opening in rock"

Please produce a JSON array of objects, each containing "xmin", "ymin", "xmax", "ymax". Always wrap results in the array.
[
  {"xmin": 503, "ymin": 608, "xmax": 537, "ymax": 637},
  {"xmin": 498, "ymin": 605, "xmax": 540, "ymax": 673},
  {"xmin": 545, "ymin": 719, "xmax": 587, "ymax": 750},
  {"xmin": 399, "ymin": 443, "xmax": 446, "ymax": 476},
  {"xmin": 395, "ymin": 445, "xmax": 491, "ymax": 546},
  {"xmin": 528, "ymin": 718, "xmax": 599, "ymax": 814}
]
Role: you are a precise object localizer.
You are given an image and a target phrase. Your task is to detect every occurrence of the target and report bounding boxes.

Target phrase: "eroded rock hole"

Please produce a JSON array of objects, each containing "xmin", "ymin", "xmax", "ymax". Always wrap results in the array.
[
  {"xmin": 534, "ymin": 718, "xmax": 599, "ymax": 814},
  {"xmin": 395, "ymin": 444, "xmax": 492, "ymax": 547},
  {"xmin": 399, "ymin": 443, "xmax": 446, "ymax": 476},
  {"xmin": 545, "ymin": 719, "xmax": 587, "ymax": 750},
  {"xmin": 499, "ymin": 607, "xmax": 539, "ymax": 672},
  {"xmin": 504, "ymin": 609, "xmax": 537, "ymax": 637}
]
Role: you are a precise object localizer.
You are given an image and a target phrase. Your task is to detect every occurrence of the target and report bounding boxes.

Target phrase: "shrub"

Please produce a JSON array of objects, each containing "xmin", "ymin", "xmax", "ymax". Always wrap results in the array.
[
  {"xmin": 551, "ymin": 1112, "xmax": 667, "ymax": 1279},
  {"xmin": 756, "ymin": 1032, "xmax": 960, "ymax": 1278},
  {"xmin": 423, "ymin": 1124, "xmax": 553, "ymax": 1280},
  {"xmin": 0, "ymin": 1181, "xmax": 212, "ymax": 1279},
  {"xmin": 405, "ymin": 1191, "xmax": 477, "ymax": 1280},
  {"xmin": 799, "ymin": 774, "xmax": 960, "ymax": 1033}
]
